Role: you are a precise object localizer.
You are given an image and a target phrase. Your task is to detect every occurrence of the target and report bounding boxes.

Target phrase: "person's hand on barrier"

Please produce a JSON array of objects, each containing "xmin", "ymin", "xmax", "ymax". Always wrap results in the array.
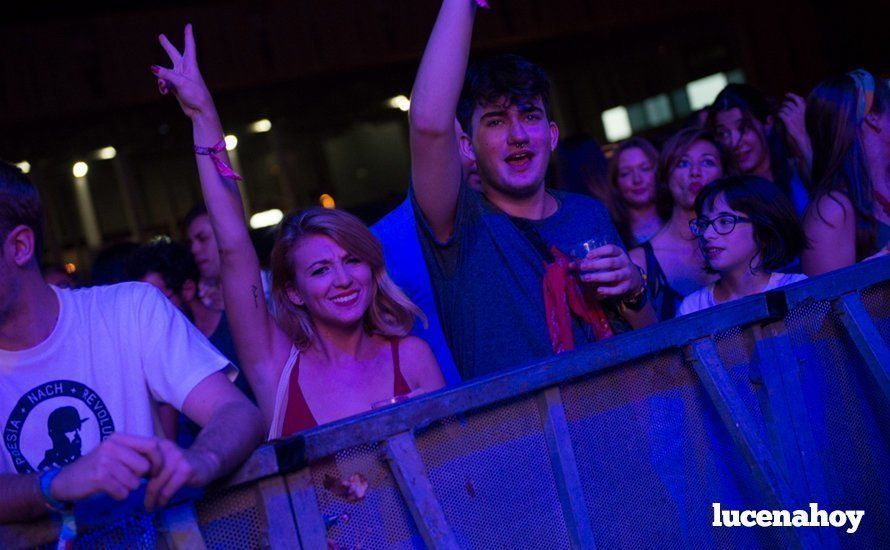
[
  {"xmin": 50, "ymin": 433, "xmax": 162, "ymax": 503},
  {"xmin": 143, "ymin": 440, "xmax": 222, "ymax": 511},
  {"xmin": 572, "ymin": 244, "xmax": 642, "ymax": 297},
  {"xmin": 151, "ymin": 24, "xmax": 213, "ymax": 120}
]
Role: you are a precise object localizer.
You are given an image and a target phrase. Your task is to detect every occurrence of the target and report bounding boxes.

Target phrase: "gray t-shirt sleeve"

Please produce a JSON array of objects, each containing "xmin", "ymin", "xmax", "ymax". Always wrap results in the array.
[{"xmin": 409, "ymin": 181, "xmax": 481, "ymax": 279}]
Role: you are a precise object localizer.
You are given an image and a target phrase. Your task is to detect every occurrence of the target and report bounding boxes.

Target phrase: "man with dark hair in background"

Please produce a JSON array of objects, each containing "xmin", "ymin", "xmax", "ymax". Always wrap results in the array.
[
  {"xmin": 126, "ymin": 236, "xmax": 203, "ymax": 314},
  {"xmin": 182, "ymin": 203, "xmax": 259, "ymax": 371},
  {"xmin": 409, "ymin": 0, "xmax": 656, "ymax": 379},
  {"xmin": 0, "ymin": 162, "xmax": 263, "ymax": 523}
]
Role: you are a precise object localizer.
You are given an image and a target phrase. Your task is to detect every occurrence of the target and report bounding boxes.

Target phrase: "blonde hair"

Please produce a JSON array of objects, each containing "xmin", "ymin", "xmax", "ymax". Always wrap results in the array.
[{"xmin": 270, "ymin": 207, "xmax": 425, "ymax": 350}]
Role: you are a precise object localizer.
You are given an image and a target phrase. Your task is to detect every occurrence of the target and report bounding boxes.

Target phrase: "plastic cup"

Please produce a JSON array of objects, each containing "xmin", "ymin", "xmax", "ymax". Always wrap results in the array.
[{"xmin": 570, "ymin": 237, "xmax": 608, "ymax": 261}]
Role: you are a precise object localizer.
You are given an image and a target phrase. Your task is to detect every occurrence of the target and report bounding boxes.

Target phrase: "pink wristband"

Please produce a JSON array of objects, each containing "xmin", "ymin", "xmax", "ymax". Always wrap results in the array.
[{"xmin": 194, "ymin": 139, "xmax": 243, "ymax": 181}]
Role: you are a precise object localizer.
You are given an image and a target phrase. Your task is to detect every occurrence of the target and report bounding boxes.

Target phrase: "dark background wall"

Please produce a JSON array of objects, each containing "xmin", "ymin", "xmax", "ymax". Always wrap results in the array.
[{"xmin": 1, "ymin": 0, "xmax": 886, "ymax": 268}]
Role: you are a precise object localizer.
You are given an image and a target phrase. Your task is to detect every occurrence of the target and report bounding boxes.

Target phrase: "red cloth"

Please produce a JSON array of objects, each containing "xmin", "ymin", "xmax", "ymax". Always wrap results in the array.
[
  {"xmin": 543, "ymin": 246, "xmax": 614, "ymax": 354},
  {"xmin": 194, "ymin": 139, "xmax": 243, "ymax": 181},
  {"xmin": 281, "ymin": 339, "xmax": 410, "ymax": 436}
]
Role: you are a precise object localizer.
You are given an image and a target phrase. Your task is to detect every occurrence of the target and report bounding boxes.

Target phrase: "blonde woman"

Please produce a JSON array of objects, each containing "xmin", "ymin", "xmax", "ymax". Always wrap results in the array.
[{"xmin": 152, "ymin": 26, "xmax": 444, "ymax": 438}]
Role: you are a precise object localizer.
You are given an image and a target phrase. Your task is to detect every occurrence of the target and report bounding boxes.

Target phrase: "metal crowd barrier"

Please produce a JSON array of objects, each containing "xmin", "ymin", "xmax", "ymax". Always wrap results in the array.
[{"xmin": 4, "ymin": 257, "xmax": 889, "ymax": 549}]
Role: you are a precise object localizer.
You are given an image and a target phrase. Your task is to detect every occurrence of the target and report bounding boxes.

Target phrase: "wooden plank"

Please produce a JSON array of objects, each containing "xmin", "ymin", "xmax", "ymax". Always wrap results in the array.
[
  {"xmin": 382, "ymin": 431, "xmax": 459, "ymax": 549},
  {"xmin": 275, "ymin": 294, "xmax": 779, "ymax": 471},
  {"xmin": 255, "ymin": 476, "xmax": 302, "ymax": 550},
  {"xmin": 286, "ymin": 467, "xmax": 327, "ymax": 550},
  {"xmin": 159, "ymin": 502, "xmax": 207, "ymax": 550},
  {"xmin": 688, "ymin": 337, "xmax": 817, "ymax": 549},
  {"xmin": 784, "ymin": 256, "xmax": 890, "ymax": 309},
  {"xmin": 835, "ymin": 293, "xmax": 890, "ymax": 406},
  {"xmin": 535, "ymin": 387, "xmax": 597, "ymax": 550},
  {"xmin": 753, "ymin": 323, "xmax": 838, "ymax": 548},
  {"xmin": 218, "ymin": 444, "xmax": 281, "ymax": 489}
]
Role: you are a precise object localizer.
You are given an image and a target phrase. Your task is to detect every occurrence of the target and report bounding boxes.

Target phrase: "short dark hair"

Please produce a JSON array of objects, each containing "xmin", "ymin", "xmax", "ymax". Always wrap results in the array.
[
  {"xmin": 0, "ymin": 161, "xmax": 44, "ymax": 264},
  {"xmin": 457, "ymin": 54, "xmax": 552, "ymax": 136},
  {"xmin": 182, "ymin": 203, "xmax": 208, "ymax": 235},
  {"xmin": 694, "ymin": 175, "xmax": 808, "ymax": 272},
  {"xmin": 125, "ymin": 236, "xmax": 200, "ymax": 294}
]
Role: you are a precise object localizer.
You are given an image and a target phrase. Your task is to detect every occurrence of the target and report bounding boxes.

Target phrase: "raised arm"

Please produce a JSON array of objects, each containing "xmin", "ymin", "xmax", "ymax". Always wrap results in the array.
[
  {"xmin": 152, "ymin": 25, "xmax": 290, "ymax": 424},
  {"xmin": 409, "ymin": 0, "xmax": 479, "ymax": 242}
]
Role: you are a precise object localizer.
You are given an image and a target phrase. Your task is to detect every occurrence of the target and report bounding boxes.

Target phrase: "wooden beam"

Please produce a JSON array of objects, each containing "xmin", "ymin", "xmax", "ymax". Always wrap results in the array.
[
  {"xmin": 286, "ymin": 467, "xmax": 327, "ymax": 550},
  {"xmin": 255, "ymin": 476, "xmax": 302, "ymax": 550},
  {"xmin": 218, "ymin": 444, "xmax": 281, "ymax": 489},
  {"xmin": 835, "ymin": 293, "xmax": 890, "ymax": 407},
  {"xmin": 275, "ymin": 294, "xmax": 778, "ymax": 471},
  {"xmin": 784, "ymin": 257, "xmax": 890, "ymax": 309},
  {"xmin": 753, "ymin": 322, "xmax": 837, "ymax": 547},
  {"xmin": 536, "ymin": 387, "xmax": 597, "ymax": 549},
  {"xmin": 159, "ymin": 502, "xmax": 207, "ymax": 550},
  {"xmin": 688, "ymin": 337, "xmax": 817, "ymax": 548},
  {"xmin": 382, "ymin": 431, "xmax": 458, "ymax": 549}
]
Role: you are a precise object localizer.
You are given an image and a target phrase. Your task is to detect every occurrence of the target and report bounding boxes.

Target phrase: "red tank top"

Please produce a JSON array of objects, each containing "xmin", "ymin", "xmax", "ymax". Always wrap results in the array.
[{"xmin": 281, "ymin": 339, "xmax": 410, "ymax": 436}]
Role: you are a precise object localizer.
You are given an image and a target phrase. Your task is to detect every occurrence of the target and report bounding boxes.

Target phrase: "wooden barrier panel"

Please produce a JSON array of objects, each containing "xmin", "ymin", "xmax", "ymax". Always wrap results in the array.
[{"xmin": 3, "ymin": 258, "xmax": 889, "ymax": 548}]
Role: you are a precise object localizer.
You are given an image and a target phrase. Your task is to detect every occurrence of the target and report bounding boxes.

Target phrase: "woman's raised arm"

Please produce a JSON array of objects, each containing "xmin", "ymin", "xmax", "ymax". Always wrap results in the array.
[{"xmin": 152, "ymin": 25, "xmax": 290, "ymax": 425}]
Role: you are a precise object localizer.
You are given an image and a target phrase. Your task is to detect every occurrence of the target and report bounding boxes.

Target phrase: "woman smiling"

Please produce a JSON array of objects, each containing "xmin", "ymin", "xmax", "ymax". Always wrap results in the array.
[{"xmin": 152, "ymin": 26, "xmax": 444, "ymax": 438}]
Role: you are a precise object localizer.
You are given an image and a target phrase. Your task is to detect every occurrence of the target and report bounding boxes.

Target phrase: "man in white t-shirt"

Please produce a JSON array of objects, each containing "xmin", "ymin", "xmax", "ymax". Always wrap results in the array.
[{"xmin": 0, "ymin": 162, "xmax": 264, "ymax": 523}]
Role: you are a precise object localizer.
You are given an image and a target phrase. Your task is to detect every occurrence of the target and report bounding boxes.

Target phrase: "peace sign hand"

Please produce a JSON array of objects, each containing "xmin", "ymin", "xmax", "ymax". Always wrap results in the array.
[{"xmin": 151, "ymin": 24, "xmax": 213, "ymax": 119}]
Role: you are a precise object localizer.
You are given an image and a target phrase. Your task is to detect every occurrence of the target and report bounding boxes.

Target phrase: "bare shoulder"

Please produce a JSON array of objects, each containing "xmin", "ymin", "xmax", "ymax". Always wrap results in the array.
[
  {"xmin": 396, "ymin": 335, "xmax": 445, "ymax": 391},
  {"xmin": 398, "ymin": 335, "xmax": 435, "ymax": 359},
  {"xmin": 805, "ymin": 191, "xmax": 854, "ymax": 228}
]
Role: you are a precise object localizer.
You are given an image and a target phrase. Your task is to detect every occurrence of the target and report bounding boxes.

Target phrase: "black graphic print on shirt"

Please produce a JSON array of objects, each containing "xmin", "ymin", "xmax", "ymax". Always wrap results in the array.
[{"xmin": 4, "ymin": 380, "xmax": 116, "ymax": 474}]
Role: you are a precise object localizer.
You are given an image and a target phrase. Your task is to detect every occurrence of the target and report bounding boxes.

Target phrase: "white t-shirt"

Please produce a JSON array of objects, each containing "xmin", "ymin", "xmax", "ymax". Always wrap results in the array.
[
  {"xmin": 677, "ymin": 272, "xmax": 808, "ymax": 316},
  {"xmin": 0, "ymin": 283, "xmax": 230, "ymax": 474}
]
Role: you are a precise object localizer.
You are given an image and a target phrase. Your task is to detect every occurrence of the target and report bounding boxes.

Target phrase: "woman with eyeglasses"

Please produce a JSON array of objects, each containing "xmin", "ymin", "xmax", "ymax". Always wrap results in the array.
[
  {"xmin": 678, "ymin": 176, "xmax": 808, "ymax": 315},
  {"xmin": 629, "ymin": 128, "xmax": 730, "ymax": 320}
]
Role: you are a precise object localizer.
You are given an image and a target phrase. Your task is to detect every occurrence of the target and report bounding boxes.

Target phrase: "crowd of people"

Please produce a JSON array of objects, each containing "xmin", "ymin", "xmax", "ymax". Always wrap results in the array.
[{"xmin": 2, "ymin": 0, "xmax": 889, "ymax": 528}]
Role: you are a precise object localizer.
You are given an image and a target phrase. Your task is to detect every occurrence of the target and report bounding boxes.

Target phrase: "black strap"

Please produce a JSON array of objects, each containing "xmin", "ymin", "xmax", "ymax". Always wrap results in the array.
[
  {"xmin": 509, "ymin": 216, "xmax": 554, "ymax": 263},
  {"xmin": 640, "ymin": 240, "xmax": 680, "ymax": 320}
]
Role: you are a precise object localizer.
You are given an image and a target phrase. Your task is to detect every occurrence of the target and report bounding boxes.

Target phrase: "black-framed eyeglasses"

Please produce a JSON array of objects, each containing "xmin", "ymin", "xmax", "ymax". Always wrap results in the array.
[{"xmin": 689, "ymin": 214, "xmax": 752, "ymax": 237}]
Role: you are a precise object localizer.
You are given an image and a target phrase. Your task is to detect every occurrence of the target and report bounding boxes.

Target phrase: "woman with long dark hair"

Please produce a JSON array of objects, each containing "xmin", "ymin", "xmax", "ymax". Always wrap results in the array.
[
  {"xmin": 802, "ymin": 70, "xmax": 890, "ymax": 275},
  {"xmin": 708, "ymin": 84, "xmax": 810, "ymax": 215}
]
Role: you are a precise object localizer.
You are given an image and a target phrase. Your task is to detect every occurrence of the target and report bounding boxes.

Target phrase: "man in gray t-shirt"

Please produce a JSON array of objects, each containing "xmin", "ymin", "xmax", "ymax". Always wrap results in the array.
[
  {"xmin": 413, "ymin": 185, "xmax": 628, "ymax": 379},
  {"xmin": 409, "ymin": 0, "xmax": 656, "ymax": 379}
]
